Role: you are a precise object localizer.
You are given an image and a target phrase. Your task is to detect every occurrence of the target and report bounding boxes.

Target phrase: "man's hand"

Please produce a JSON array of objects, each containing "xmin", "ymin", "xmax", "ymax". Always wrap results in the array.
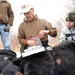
[
  {"xmin": 39, "ymin": 30, "xmax": 49, "ymax": 38},
  {"xmin": 4, "ymin": 24, "xmax": 10, "ymax": 32},
  {"xmin": 27, "ymin": 40, "xmax": 37, "ymax": 46}
]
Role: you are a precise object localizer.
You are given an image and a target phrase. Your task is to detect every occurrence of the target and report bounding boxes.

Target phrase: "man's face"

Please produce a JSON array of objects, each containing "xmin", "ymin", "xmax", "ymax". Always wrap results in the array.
[
  {"xmin": 24, "ymin": 8, "xmax": 34, "ymax": 21},
  {"xmin": 66, "ymin": 21, "xmax": 75, "ymax": 28}
]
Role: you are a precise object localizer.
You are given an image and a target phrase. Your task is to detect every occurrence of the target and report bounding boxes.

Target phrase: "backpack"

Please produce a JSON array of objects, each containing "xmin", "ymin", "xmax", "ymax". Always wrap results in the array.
[{"xmin": 0, "ymin": 49, "xmax": 16, "ymax": 73}]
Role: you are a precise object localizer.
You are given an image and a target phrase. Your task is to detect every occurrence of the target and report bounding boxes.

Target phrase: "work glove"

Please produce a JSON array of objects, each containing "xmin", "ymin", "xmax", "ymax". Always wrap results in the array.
[{"xmin": 4, "ymin": 24, "xmax": 10, "ymax": 32}]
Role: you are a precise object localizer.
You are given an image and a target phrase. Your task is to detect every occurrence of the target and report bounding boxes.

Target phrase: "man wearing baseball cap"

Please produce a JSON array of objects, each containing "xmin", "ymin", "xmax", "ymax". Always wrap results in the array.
[
  {"xmin": 18, "ymin": 4, "xmax": 57, "ymax": 51},
  {"xmin": 59, "ymin": 11, "xmax": 75, "ymax": 44}
]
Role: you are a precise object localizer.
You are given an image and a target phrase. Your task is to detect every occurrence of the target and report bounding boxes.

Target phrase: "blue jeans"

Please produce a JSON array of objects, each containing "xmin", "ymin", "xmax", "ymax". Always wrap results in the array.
[{"xmin": 0, "ymin": 24, "xmax": 11, "ymax": 50}]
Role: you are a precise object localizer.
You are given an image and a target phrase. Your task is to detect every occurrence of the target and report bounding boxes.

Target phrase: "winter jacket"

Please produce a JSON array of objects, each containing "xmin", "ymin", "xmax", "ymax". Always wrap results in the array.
[
  {"xmin": 0, "ymin": 0, "xmax": 14, "ymax": 26},
  {"xmin": 59, "ymin": 26, "xmax": 75, "ymax": 44}
]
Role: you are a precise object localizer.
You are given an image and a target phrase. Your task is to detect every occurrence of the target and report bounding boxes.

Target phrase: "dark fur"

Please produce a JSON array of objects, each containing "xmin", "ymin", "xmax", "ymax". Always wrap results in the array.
[
  {"xmin": 52, "ymin": 42, "xmax": 75, "ymax": 75},
  {"xmin": 13, "ymin": 42, "xmax": 75, "ymax": 75},
  {"xmin": 21, "ymin": 51, "xmax": 59, "ymax": 75}
]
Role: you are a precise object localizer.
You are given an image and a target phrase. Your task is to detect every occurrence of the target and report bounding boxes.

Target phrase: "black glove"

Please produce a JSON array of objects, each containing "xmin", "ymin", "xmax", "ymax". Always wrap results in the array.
[{"xmin": 4, "ymin": 24, "xmax": 10, "ymax": 32}]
